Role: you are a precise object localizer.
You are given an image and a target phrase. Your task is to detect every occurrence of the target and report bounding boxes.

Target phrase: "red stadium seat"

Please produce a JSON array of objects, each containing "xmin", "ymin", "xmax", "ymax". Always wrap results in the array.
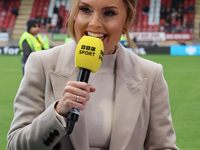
[
  {"xmin": 39, "ymin": 2, "xmax": 44, "ymax": 7},
  {"xmin": 183, "ymin": 13, "xmax": 188, "ymax": 21},
  {"xmin": 32, "ymin": 7, "xmax": 37, "ymax": 13},
  {"xmin": 129, "ymin": 25, "xmax": 135, "ymax": 32},
  {"xmin": 9, "ymin": 21, "xmax": 15, "ymax": 28},
  {"xmin": 184, "ymin": 0, "xmax": 189, "ymax": 7},
  {"xmin": 60, "ymin": 28, "xmax": 66, "ymax": 33},
  {"xmin": 166, "ymin": 0, "xmax": 172, "ymax": 7},
  {"xmin": 148, "ymin": 25, "xmax": 153, "ymax": 32},
  {"xmin": 189, "ymin": 0, "xmax": 195, "ymax": 6},
  {"xmin": 188, "ymin": 13, "xmax": 194, "ymax": 21},
  {"xmin": 153, "ymin": 25, "xmax": 159, "ymax": 32},
  {"xmin": 0, "ymin": 0, "xmax": 20, "ymax": 31},
  {"xmin": 64, "ymin": 10, "xmax": 69, "ymax": 18},
  {"xmin": 3, "ymin": 21, "xmax": 9, "ymax": 30},
  {"xmin": 143, "ymin": 14, "xmax": 148, "ymax": 21},
  {"xmin": 44, "ymin": 2, "xmax": 49, "ymax": 7},
  {"xmin": 15, "ymin": 1, "xmax": 20, "ymax": 7},
  {"xmin": 160, "ymin": 18, "xmax": 165, "ymax": 26},
  {"xmin": 38, "ymin": 7, "xmax": 43, "ymax": 11},
  {"xmin": 142, "ymin": 16, "xmax": 148, "ymax": 32},
  {"xmin": 36, "ymin": 11, "xmax": 42, "ymax": 17},
  {"xmin": 42, "ymin": 11, "xmax": 48, "ymax": 18},
  {"xmin": 10, "ymin": 1, "xmax": 15, "ymax": 7},
  {"xmin": 144, "ymin": 0, "xmax": 150, "ymax": 6},
  {"xmin": 136, "ymin": 20, "xmax": 142, "ymax": 32},
  {"xmin": 161, "ymin": 0, "xmax": 167, "ymax": 6},
  {"xmin": 0, "ymin": 19, "xmax": 3, "ymax": 26}
]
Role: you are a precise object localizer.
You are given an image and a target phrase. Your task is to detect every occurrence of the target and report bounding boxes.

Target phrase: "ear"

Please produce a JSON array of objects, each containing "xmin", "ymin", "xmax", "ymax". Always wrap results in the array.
[
  {"xmin": 122, "ymin": 29, "xmax": 126, "ymax": 34},
  {"xmin": 123, "ymin": 22, "xmax": 127, "ymax": 34},
  {"xmin": 122, "ymin": 26, "xmax": 126, "ymax": 34}
]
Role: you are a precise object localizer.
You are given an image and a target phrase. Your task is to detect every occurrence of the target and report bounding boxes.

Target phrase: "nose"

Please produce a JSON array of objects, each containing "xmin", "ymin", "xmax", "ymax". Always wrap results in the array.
[{"xmin": 88, "ymin": 13, "xmax": 102, "ymax": 29}]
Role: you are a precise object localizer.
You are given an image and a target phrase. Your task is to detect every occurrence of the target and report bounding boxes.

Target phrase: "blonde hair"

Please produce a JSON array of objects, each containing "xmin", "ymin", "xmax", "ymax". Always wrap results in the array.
[{"xmin": 67, "ymin": 0, "xmax": 137, "ymax": 51}]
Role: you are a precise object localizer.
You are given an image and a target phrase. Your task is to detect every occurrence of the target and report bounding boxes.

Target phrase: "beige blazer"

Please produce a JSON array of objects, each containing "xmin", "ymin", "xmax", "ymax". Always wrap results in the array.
[{"xmin": 7, "ymin": 40, "xmax": 179, "ymax": 150}]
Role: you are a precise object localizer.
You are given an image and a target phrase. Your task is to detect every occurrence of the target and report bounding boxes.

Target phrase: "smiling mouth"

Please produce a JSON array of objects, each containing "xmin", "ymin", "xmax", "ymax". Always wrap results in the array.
[{"xmin": 85, "ymin": 32, "xmax": 107, "ymax": 41}]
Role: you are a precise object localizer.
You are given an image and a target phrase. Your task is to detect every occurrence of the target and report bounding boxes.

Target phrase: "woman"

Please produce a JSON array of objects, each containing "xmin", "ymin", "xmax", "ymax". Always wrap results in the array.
[{"xmin": 7, "ymin": 0, "xmax": 179, "ymax": 150}]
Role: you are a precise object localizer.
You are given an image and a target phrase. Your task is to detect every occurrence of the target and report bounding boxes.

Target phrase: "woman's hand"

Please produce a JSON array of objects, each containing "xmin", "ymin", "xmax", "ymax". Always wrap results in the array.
[{"xmin": 55, "ymin": 81, "xmax": 96, "ymax": 118}]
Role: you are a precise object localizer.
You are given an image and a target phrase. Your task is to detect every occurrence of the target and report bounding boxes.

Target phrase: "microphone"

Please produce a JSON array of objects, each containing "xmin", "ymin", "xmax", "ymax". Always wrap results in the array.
[{"xmin": 67, "ymin": 36, "xmax": 104, "ymax": 135}]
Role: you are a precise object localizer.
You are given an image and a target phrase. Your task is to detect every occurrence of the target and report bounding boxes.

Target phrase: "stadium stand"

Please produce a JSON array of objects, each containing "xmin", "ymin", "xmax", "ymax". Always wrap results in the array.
[
  {"xmin": 0, "ymin": 0, "xmax": 20, "ymax": 33},
  {"xmin": 30, "ymin": 0, "xmax": 70, "ymax": 34},
  {"xmin": 26, "ymin": 0, "xmax": 195, "ymax": 34},
  {"xmin": 131, "ymin": 0, "xmax": 195, "ymax": 33},
  {"xmin": 11, "ymin": 0, "xmax": 34, "ymax": 42},
  {"xmin": 0, "ymin": 0, "xmax": 199, "ymax": 47}
]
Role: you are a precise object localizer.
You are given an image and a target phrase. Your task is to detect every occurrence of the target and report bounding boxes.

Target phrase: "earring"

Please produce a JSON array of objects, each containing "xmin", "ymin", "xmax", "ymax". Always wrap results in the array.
[{"xmin": 122, "ymin": 29, "xmax": 126, "ymax": 34}]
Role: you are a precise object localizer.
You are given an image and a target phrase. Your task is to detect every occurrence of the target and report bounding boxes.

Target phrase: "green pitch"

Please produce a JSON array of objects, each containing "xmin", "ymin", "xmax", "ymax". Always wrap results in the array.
[
  {"xmin": 0, "ymin": 54, "xmax": 200, "ymax": 150},
  {"xmin": 0, "ymin": 55, "xmax": 22, "ymax": 150},
  {"xmin": 142, "ymin": 55, "xmax": 200, "ymax": 150}
]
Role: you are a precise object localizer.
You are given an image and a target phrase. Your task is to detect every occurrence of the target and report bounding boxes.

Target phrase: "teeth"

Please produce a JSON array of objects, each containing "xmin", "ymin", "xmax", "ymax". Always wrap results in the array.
[{"xmin": 87, "ymin": 32, "xmax": 104, "ymax": 38}]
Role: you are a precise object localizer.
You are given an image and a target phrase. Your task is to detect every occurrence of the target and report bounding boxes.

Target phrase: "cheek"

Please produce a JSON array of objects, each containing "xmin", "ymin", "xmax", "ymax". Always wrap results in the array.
[
  {"xmin": 107, "ymin": 23, "xmax": 123, "ymax": 41},
  {"xmin": 107, "ymin": 18, "xmax": 126, "ymax": 36},
  {"xmin": 111, "ymin": 26, "xmax": 122, "ymax": 35},
  {"xmin": 74, "ymin": 16, "xmax": 88, "ymax": 41}
]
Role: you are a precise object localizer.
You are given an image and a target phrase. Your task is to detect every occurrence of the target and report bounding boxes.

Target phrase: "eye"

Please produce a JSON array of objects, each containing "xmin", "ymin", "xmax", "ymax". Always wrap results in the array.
[
  {"xmin": 104, "ymin": 10, "xmax": 116, "ymax": 16},
  {"xmin": 79, "ymin": 7, "xmax": 91, "ymax": 13}
]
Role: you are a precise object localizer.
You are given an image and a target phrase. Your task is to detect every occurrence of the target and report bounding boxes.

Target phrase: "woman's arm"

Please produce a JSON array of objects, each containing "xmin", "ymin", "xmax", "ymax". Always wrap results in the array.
[
  {"xmin": 144, "ymin": 64, "xmax": 179, "ymax": 150},
  {"xmin": 7, "ymin": 52, "xmax": 67, "ymax": 150}
]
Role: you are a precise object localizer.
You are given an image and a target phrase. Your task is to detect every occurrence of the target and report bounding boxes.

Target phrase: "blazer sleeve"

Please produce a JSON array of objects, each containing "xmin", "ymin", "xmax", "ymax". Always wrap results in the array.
[
  {"xmin": 7, "ymin": 52, "xmax": 67, "ymax": 150},
  {"xmin": 144, "ymin": 64, "xmax": 179, "ymax": 150}
]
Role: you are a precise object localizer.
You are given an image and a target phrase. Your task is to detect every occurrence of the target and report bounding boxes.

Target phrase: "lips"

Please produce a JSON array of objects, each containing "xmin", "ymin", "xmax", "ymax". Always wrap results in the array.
[{"xmin": 85, "ymin": 31, "xmax": 107, "ymax": 41}]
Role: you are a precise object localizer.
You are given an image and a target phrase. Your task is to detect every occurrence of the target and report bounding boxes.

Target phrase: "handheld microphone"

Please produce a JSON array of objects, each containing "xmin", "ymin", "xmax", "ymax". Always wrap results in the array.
[{"xmin": 67, "ymin": 36, "xmax": 104, "ymax": 135}]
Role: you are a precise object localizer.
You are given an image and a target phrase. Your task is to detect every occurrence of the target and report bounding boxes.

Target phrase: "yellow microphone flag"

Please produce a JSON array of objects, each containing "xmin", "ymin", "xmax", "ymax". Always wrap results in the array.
[{"xmin": 75, "ymin": 36, "xmax": 104, "ymax": 73}]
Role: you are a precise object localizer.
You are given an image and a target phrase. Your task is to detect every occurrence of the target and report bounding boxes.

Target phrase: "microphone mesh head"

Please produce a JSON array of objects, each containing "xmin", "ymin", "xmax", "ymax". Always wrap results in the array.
[{"xmin": 75, "ymin": 36, "xmax": 104, "ymax": 73}]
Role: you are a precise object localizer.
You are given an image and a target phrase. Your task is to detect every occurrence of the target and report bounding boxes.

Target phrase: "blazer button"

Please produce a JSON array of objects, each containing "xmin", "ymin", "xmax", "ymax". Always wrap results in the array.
[
  {"xmin": 53, "ymin": 142, "xmax": 61, "ymax": 150},
  {"xmin": 43, "ymin": 140, "xmax": 50, "ymax": 146},
  {"xmin": 47, "ymin": 137, "xmax": 53, "ymax": 143},
  {"xmin": 49, "ymin": 132, "xmax": 55, "ymax": 138},
  {"xmin": 53, "ymin": 129, "xmax": 60, "ymax": 136}
]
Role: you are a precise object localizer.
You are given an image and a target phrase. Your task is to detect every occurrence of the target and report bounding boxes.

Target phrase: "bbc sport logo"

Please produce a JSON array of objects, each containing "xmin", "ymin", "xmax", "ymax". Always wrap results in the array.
[{"xmin": 170, "ymin": 45, "xmax": 200, "ymax": 56}]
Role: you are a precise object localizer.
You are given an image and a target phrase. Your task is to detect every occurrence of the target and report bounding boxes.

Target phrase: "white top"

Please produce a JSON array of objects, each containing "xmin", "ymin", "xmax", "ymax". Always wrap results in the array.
[{"xmin": 86, "ymin": 50, "xmax": 118, "ymax": 149}]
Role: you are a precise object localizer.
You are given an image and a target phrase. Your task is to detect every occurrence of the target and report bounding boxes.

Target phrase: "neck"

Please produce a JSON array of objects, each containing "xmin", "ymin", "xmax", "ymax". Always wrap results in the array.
[{"xmin": 29, "ymin": 31, "xmax": 36, "ymax": 36}]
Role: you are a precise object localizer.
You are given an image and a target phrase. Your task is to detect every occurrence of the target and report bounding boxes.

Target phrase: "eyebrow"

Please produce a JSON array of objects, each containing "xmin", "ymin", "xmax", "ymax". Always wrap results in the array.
[{"xmin": 79, "ymin": 2, "xmax": 119, "ymax": 10}]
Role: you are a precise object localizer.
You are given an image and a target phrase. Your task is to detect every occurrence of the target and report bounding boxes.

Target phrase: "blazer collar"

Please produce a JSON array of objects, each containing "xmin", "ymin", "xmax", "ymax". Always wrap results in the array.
[
  {"xmin": 49, "ymin": 41, "xmax": 147, "ymax": 150},
  {"xmin": 109, "ymin": 44, "xmax": 147, "ymax": 150}
]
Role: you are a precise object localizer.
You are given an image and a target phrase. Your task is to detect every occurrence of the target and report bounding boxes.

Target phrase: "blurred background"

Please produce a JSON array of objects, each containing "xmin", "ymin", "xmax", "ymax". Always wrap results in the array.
[{"xmin": 0, "ymin": 0, "xmax": 200, "ymax": 149}]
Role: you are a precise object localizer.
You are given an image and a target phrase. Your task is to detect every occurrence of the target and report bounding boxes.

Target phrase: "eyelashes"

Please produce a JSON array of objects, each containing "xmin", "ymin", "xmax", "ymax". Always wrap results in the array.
[
  {"xmin": 79, "ymin": 7, "xmax": 91, "ymax": 13},
  {"xmin": 104, "ymin": 11, "xmax": 116, "ymax": 16},
  {"xmin": 79, "ymin": 6, "xmax": 117, "ymax": 17}
]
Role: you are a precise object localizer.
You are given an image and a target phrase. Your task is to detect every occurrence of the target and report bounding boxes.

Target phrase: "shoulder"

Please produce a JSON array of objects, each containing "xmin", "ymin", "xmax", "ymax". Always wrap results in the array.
[
  {"xmin": 31, "ymin": 40, "xmax": 75, "ymax": 57},
  {"xmin": 120, "ymin": 47, "xmax": 166, "ymax": 92},
  {"xmin": 121, "ymin": 45, "xmax": 160, "ymax": 72},
  {"xmin": 28, "ymin": 40, "xmax": 76, "ymax": 71},
  {"xmin": 134, "ymin": 54, "xmax": 160, "ymax": 74},
  {"xmin": 19, "ymin": 32, "xmax": 28, "ymax": 42},
  {"xmin": 119, "ymin": 44, "xmax": 162, "ymax": 81},
  {"xmin": 134, "ymin": 54, "xmax": 165, "ymax": 84}
]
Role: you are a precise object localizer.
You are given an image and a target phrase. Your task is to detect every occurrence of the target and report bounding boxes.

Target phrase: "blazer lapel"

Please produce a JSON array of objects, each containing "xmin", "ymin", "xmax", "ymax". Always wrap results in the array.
[
  {"xmin": 110, "ymin": 44, "xmax": 147, "ymax": 150},
  {"xmin": 49, "ymin": 41, "xmax": 90, "ymax": 150},
  {"xmin": 110, "ymin": 78, "xmax": 147, "ymax": 150}
]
